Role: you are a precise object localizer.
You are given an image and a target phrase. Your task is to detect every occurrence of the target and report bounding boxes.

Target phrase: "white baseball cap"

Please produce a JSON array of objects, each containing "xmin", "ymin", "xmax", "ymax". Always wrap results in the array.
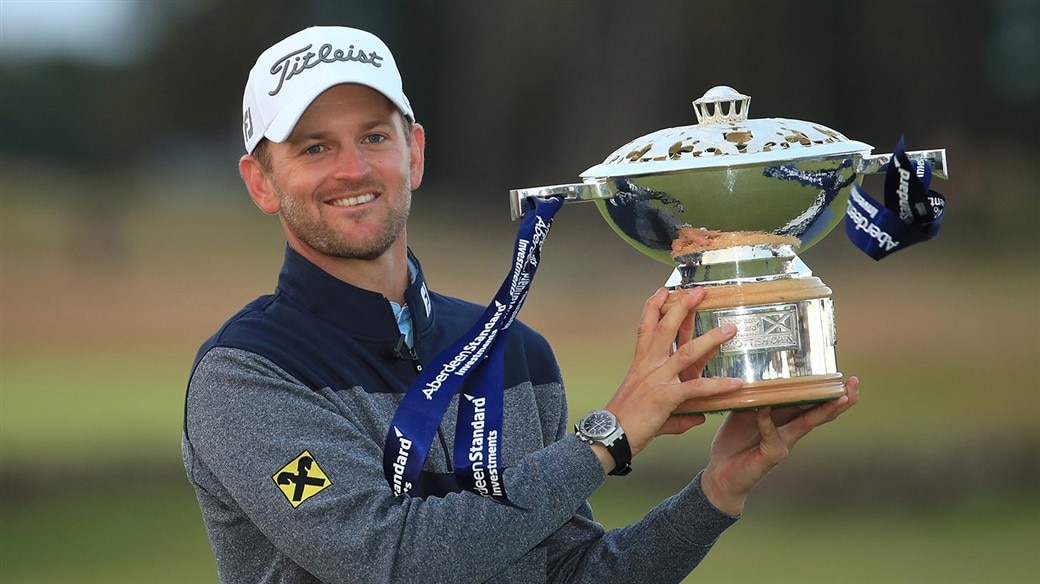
[{"xmin": 241, "ymin": 26, "xmax": 413, "ymax": 153}]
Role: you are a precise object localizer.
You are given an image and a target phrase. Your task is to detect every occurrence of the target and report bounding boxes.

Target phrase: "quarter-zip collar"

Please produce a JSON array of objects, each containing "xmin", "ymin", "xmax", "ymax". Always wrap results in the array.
[{"xmin": 275, "ymin": 245, "xmax": 434, "ymax": 345}]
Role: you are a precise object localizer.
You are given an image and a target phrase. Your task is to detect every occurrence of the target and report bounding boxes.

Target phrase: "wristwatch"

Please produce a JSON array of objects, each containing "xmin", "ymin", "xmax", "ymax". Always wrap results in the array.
[{"xmin": 575, "ymin": 410, "xmax": 632, "ymax": 476}]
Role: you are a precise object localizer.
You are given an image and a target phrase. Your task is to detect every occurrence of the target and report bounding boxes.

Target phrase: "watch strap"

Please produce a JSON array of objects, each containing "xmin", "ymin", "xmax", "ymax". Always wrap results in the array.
[{"xmin": 606, "ymin": 433, "xmax": 632, "ymax": 476}]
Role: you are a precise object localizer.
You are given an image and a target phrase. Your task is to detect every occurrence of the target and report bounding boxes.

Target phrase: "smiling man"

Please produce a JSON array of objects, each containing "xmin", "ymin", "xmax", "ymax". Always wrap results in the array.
[
  {"xmin": 241, "ymin": 82, "xmax": 421, "ymax": 296},
  {"xmin": 182, "ymin": 26, "xmax": 858, "ymax": 584}
]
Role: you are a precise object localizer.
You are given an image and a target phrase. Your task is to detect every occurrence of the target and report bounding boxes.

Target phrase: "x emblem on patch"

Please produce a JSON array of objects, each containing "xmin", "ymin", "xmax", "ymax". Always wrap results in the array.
[{"xmin": 273, "ymin": 451, "xmax": 331, "ymax": 508}]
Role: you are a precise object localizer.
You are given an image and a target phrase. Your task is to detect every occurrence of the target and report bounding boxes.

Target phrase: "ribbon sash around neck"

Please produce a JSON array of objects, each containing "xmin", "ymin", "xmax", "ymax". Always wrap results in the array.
[{"xmin": 384, "ymin": 196, "xmax": 562, "ymax": 499}]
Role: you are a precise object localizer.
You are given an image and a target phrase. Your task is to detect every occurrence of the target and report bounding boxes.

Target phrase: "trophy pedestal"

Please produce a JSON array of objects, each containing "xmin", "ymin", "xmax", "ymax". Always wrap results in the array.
[
  {"xmin": 676, "ymin": 373, "xmax": 846, "ymax": 414},
  {"xmin": 668, "ymin": 273, "xmax": 846, "ymax": 414}
]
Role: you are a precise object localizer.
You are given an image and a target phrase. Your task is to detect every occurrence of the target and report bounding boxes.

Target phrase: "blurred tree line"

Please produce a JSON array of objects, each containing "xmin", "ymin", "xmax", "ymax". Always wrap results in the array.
[{"xmin": 1, "ymin": 0, "xmax": 1037, "ymax": 229}]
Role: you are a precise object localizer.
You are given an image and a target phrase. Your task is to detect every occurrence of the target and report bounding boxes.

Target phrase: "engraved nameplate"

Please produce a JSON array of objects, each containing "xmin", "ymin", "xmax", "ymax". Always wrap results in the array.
[{"xmin": 716, "ymin": 304, "xmax": 800, "ymax": 353}]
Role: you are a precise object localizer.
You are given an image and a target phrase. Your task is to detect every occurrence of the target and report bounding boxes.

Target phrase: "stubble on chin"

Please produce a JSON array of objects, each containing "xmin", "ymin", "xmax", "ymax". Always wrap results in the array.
[{"xmin": 276, "ymin": 185, "xmax": 411, "ymax": 261}]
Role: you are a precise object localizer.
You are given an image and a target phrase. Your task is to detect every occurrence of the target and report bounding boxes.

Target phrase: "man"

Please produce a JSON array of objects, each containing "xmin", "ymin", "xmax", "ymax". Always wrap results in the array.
[{"xmin": 183, "ymin": 26, "xmax": 858, "ymax": 583}]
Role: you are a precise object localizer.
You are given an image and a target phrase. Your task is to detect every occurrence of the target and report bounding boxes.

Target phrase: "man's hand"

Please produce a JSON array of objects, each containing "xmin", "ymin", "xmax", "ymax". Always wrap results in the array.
[
  {"xmin": 600, "ymin": 288, "xmax": 743, "ymax": 467},
  {"xmin": 699, "ymin": 377, "xmax": 860, "ymax": 516}
]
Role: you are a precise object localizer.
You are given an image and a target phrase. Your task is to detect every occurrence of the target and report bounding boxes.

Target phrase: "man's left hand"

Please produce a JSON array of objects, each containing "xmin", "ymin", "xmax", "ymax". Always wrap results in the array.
[{"xmin": 699, "ymin": 376, "xmax": 860, "ymax": 516}]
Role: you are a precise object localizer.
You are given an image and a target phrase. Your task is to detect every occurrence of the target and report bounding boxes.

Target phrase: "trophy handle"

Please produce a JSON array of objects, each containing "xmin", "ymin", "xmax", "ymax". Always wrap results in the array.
[
  {"xmin": 857, "ymin": 149, "xmax": 948, "ymax": 179},
  {"xmin": 509, "ymin": 181, "xmax": 614, "ymax": 220}
]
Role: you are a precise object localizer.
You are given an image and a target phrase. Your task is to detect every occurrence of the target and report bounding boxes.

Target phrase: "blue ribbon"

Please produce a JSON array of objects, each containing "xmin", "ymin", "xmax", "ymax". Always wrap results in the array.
[
  {"xmin": 845, "ymin": 136, "xmax": 947, "ymax": 260},
  {"xmin": 384, "ymin": 196, "xmax": 563, "ymax": 499}
]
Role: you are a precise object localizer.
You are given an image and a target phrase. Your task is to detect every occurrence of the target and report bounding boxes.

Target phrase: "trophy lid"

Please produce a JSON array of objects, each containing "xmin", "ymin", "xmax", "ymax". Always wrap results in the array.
[{"xmin": 580, "ymin": 86, "xmax": 873, "ymax": 180}]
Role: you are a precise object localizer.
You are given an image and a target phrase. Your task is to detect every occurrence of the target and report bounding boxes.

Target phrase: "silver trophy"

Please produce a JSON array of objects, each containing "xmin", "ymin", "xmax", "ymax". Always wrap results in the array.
[{"xmin": 510, "ymin": 86, "xmax": 948, "ymax": 413}]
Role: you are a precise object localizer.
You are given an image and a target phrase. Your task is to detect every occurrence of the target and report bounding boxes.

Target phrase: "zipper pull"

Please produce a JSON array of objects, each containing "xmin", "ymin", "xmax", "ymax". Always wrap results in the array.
[
  {"xmin": 408, "ymin": 345, "xmax": 423, "ymax": 373},
  {"xmin": 392, "ymin": 334, "xmax": 423, "ymax": 373}
]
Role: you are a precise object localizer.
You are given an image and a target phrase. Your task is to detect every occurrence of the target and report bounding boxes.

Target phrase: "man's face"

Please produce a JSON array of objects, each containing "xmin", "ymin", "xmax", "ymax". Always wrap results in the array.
[{"xmin": 258, "ymin": 84, "xmax": 424, "ymax": 261}]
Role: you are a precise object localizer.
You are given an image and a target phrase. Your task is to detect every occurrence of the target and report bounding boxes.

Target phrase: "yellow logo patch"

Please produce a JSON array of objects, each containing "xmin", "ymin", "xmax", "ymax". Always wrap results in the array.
[{"xmin": 273, "ymin": 450, "xmax": 331, "ymax": 508}]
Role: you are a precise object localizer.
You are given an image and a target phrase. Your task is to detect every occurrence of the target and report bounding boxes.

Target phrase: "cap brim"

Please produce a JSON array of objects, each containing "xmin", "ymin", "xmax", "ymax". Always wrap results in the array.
[{"xmin": 263, "ymin": 81, "xmax": 413, "ymax": 145}]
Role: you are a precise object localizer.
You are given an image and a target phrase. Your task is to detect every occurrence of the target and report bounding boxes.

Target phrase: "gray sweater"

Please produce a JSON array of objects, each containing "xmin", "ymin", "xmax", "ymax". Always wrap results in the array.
[{"xmin": 182, "ymin": 249, "xmax": 737, "ymax": 583}]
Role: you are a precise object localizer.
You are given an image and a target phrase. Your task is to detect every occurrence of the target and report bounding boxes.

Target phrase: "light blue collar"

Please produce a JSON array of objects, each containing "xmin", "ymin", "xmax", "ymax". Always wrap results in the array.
[{"xmin": 388, "ymin": 259, "xmax": 418, "ymax": 347}]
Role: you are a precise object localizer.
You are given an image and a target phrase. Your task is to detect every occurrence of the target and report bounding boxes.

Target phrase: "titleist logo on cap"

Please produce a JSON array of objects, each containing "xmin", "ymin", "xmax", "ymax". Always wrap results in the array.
[{"xmin": 268, "ymin": 43, "xmax": 384, "ymax": 97}]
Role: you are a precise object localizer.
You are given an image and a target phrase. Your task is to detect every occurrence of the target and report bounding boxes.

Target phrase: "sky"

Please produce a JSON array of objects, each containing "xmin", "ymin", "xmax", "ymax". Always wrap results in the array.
[
  {"xmin": 0, "ymin": 0, "xmax": 152, "ymax": 65},
  {"xmin": 1, "ymin": 0, "xmax": 1036, "ymax": 99}
]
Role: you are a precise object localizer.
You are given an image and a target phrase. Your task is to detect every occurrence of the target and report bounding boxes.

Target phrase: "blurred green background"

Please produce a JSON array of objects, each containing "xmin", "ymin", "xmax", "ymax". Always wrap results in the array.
[{"xmin": 2, "ymin": 1, "xmax": 1038, "ymax": 582}]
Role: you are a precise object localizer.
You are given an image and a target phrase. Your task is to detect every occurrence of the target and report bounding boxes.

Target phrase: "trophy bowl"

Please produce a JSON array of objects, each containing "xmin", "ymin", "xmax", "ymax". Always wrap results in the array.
[{"xmin": 510, "ymin": 86, "xmax": 948, "ymax": 413}]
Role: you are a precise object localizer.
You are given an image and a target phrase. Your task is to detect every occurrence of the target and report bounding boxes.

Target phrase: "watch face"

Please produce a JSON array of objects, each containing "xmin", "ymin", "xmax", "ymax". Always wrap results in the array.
[{"xmin": 580, "ymin": 411, "xmax": 617, "ymax": 440}]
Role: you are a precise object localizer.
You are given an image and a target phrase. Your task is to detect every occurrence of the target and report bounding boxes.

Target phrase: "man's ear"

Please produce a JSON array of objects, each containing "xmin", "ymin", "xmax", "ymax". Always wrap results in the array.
[
  {"xmin": 409, "ymin": 123, "xmax": 426, "ymax": 191},
  {"xmin": 240, "ymin": 155, "xmax": 281, "ymax": 215}
]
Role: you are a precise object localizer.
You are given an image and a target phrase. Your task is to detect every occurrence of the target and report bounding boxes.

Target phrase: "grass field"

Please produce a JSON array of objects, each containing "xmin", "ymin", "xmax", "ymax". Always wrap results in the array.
[
  {"xmin": 2, "ymin": 182, "xmax": 1038, "ymax": 582},
  {"xmin": 2, "ymin": 480, "xmax": 1036, "ymax": 583}
]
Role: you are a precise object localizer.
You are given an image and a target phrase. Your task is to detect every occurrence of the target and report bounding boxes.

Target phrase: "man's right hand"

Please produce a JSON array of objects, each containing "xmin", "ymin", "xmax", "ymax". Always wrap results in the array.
[{"xmin": 599, "ymin": 287, "xmax": 742, "ymax": 466}]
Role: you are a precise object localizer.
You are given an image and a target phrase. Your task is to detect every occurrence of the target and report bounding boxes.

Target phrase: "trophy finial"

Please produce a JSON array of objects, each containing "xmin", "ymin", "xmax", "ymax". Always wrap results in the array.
[{"xmin": 693, "ymin": 86, "xmax": 751, "ymax": 125}]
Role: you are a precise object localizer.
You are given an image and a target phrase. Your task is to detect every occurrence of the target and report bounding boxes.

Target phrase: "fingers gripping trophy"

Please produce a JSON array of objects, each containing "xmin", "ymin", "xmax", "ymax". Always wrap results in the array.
[{"xmin": 510, "ymin": 86, "xmax": 948, "ymax": 413}]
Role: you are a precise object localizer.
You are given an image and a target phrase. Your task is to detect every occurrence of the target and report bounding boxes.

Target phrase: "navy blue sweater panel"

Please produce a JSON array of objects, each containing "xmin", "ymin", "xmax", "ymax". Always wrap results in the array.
[
  {"xmin": 187, "ymin": 248, "xmax": 561, "ymax": 499},
  {"xmin": 192, "ymin": 290, "xmax": 559, "ymax": 397}
]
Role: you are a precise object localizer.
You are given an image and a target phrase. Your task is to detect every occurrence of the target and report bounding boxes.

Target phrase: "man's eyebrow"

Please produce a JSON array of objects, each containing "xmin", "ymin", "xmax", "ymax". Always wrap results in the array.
[
  {"xmin": 287, "ymin": 118, "xmax": 397, "ymax": 144},
  {"xmin": 358, "ymin": 117, "xmax": 396, "ymax": 132},
  {"xmin": 286, "ymin": 131, "xmax": 332, "ymax": 145}
]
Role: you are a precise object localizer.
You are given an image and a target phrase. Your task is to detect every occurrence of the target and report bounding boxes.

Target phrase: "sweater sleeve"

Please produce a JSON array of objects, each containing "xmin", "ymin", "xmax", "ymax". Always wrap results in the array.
[
  {"xmin": 540, "ymin": 472, "xmax": 738, "ymax": 583},
  {"xmin": 532, "ymin": 368, "xmax": 738, "ymax": 584}
]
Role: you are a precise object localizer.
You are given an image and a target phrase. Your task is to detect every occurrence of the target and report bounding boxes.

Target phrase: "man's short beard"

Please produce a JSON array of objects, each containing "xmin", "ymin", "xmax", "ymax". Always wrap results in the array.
[{"xmin": 275, "ymin": 182, "xmax": 411, "ymax": 261}]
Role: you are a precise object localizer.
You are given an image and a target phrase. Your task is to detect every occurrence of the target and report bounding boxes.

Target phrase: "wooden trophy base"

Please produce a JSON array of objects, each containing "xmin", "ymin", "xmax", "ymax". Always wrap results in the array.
[{"xmin": 675, "ymin": 373, "xmax": 846, "ymax": 414}]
